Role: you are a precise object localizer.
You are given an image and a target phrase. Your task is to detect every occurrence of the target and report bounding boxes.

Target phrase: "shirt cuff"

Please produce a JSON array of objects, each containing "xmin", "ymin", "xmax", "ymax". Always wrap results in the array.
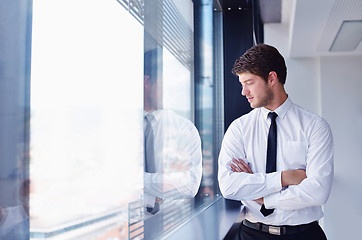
[
  {"xmin": 144, "ymin": 192, "xmax": 156, "ymax": 208},
  {"xmin": 264, "ymin": 191, "xmax": 279, "ymax": 209},
  {"xmin": 265, "ymin": 171, "xmax": 282, "ymax": 195}
]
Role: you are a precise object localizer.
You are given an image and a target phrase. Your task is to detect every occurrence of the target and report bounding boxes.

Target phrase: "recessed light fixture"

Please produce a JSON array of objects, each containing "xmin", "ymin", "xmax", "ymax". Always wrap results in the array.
[{"xmin": 330, "ymin": 20, "xmax": 362, "ymax": 52}]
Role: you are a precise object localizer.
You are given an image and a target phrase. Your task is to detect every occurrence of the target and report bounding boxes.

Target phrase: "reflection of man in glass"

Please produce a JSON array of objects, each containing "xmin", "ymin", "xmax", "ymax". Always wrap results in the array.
[{"xmin": 143, "ymin": 49, "xmax": 203, "ymax": 215}]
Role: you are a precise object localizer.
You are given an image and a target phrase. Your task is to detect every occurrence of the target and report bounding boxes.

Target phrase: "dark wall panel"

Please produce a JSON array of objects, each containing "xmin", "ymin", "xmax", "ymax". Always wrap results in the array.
[{"xmin": 223, "ymin": 9, "xmax": 253, "ymax": 131}]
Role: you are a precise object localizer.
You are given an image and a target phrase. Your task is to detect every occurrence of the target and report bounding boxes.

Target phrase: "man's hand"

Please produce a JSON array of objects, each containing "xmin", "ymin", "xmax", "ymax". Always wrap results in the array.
[
  {"xmin": 230, "ymin": 158, "xmax": 253, "ymax": 173},
  {"xmin": 252, "ymin": 170, "xmax": 306, "ymax": 206},
  {"xmin": 254, "ymin": 197, "xmax": 264, "ymax": 204},
  {"xmin": 230, "ymin": 158, "xmax": 307, "ymax": 187},
  {"xmin": 281, "ymin": 169, "xmax": 307, "ymax": 187},
  {"xmin": 230, "ymin": 159, "xmax": 264, "ymax": 203},
  {"xmin": 230, "ymin": 159, "xmax": 307, "ymax": 204}
]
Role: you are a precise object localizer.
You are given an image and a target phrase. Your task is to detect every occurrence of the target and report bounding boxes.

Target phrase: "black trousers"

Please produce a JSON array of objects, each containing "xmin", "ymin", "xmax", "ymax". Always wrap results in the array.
[{"xmin": 238, "ymin": 222, "xmax": 327, "ymax": 240}]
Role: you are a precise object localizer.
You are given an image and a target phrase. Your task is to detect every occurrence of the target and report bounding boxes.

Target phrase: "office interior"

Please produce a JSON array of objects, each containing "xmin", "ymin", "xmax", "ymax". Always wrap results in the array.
[{"xmin": 0, "ymin": 0, "xmax": 361, "ymax": 239}]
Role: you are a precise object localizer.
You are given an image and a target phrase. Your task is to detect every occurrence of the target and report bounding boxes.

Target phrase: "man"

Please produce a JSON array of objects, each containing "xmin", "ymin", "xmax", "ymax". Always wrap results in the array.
[{"xmin": 218, "ymin": 44, "xmax": 333, "ymax": 240}]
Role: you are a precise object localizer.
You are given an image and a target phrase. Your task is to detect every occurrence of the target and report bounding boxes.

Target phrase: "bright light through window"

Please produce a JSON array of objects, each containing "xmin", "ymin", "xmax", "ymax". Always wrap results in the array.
[{"xmin": 30, "ymin": 0, "xmax": 143, "ymax": 238}]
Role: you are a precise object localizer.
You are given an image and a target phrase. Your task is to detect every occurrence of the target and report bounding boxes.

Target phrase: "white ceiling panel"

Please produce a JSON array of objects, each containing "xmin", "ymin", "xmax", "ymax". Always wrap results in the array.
[{"xmin": 288, "ymin": 0, "xmax": 362, "ymax": 57}]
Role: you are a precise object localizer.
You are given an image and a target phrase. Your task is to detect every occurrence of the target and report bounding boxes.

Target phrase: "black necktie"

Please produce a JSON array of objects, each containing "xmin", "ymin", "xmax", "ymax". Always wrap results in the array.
[
  {"xmin": 260, "ymin": 112, "xmax": 278, "ymax": 217},
  {"xmin": 144, "ymin": 114, "xmax": 156, "ymax": 173},
  {"xmin": 144, "ymin": 114, "xmax": 160, "ymax": 214}
]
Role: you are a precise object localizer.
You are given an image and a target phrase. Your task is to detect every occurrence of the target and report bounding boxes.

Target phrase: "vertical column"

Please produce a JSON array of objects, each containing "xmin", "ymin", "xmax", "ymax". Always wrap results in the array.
[
  {"xmin": 213, "ymin": 7, "xmax": 224, "ymax": 195},
  {"xmin": 143, "ymin": 0, "xmax": 164, "ymax": 239},
  {"xmin": 144, "ymin": 0, "xmax": 163, "ymax": 112},
  {"xmin": 194, "ymin": 0, "xmax": 215, "ymax": 199},
  {"xmin": 0, "ymin": 0, "xmax": 32, "ymax": 239},
  {"xmin": 223, "ymin": 5, "xmax": 254, "ymax": 130}
]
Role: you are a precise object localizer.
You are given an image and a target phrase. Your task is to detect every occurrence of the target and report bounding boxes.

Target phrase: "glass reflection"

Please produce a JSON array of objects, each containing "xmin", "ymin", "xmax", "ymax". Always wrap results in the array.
[
  {"xmin": 127, "ymin": 0, "xmax": 202, "ymax": 238},
  {"xmin": 141, "ymin": 47, "xmax": 202, "ymax": 238}
]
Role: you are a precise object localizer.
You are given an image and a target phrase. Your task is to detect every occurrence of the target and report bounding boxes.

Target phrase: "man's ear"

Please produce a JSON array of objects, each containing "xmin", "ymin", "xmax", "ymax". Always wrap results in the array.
[{"xmin": 268, "ymin": 71, "xmax": 278, "ymax": 86}]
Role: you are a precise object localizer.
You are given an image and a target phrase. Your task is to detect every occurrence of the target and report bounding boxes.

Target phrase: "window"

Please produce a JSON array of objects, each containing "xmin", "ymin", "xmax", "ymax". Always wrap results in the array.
[
  {"xmin": 30, "ymin": 0, "xmax": 143, "ymax": 238},
  {"xmin": 10, "ymin": 0, "xmax": 223, "ymax": 239}
]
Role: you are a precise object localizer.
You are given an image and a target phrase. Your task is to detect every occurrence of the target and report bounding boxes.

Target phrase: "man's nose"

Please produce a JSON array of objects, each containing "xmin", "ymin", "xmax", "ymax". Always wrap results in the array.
[{"xmin": 241, "ymin": 86, "xmax": 248, "ymax": 96}]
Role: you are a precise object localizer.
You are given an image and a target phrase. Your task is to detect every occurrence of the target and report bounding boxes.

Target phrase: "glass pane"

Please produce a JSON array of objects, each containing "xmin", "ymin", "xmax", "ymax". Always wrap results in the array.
[{"xmin": 30, "ymin": 0, "xmax": 143, "ymax": 239}]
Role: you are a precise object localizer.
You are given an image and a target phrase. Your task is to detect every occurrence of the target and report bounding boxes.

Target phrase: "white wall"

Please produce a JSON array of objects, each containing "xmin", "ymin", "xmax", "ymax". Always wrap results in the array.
[
  {"xmin": 265, "ymin": 23, "xmax": 362, "ymax": 239},
  {"xmin": 320, "ymin": 55, "xmax": 362, "ymax": 239},
  {"xmin": 264, "ymin": 23, "xmax": 321, "ymax": 115}
]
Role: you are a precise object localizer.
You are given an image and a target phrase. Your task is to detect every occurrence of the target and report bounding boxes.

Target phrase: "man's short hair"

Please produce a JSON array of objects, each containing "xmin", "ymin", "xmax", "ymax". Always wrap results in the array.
[{"xmin": 232, "ymin": 44, "xmax": 287, "ymax": 85}]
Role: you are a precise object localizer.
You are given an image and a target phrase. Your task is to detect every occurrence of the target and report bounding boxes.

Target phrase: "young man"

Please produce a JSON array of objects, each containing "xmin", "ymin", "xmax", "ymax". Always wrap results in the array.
[{"xmin": 218, "ymin": 44, "xmax": 334, "ymax": 240}]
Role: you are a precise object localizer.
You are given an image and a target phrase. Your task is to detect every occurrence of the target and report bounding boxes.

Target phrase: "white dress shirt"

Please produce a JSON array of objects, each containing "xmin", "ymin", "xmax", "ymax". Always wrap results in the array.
[
  {"xmin": 144, "ymin": 109, "xmax": 203, "ymax": 208},
  {"xmin": 218, "ymin": 97, "xmax": 334, "ymax": 226}
]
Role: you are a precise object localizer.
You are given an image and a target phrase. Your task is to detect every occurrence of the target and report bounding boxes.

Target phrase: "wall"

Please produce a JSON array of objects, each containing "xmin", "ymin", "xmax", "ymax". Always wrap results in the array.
[
  {"xmin": 320, "ymin": 55, "xmax": 362, "ymax": 239},
  {"xmin": 265, "ymin": 23, "xmax": 362, "ymax": 240},
  {"xmin": 223, "ymin": 8, "xmax": 253, "ymax": 130},
  {"xmin": 264, "ymin": 23, "xmax": 321, "ymax": 115}
]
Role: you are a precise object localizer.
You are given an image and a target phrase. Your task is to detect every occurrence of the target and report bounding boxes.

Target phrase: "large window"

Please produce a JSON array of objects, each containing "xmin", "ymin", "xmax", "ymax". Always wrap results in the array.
[{"xmin": 5, "ymin": 0, "xmax": 222, "ymax": 239}]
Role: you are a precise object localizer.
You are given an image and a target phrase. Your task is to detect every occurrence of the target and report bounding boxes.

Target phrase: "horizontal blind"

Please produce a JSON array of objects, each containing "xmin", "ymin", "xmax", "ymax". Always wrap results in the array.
[{"xmin": 117, "ymin": 0, "xmax": 193, "ymax": 70}]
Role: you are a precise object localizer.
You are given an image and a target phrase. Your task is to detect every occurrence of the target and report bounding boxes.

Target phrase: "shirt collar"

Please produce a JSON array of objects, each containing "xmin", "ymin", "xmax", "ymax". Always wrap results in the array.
[
  {"xmin": 144, "ymin": 109, "xmax": 163, "ymax": 122},
  {"xmin": 261, "ymin": 96, "xmax": 293, "ymax": 120}
]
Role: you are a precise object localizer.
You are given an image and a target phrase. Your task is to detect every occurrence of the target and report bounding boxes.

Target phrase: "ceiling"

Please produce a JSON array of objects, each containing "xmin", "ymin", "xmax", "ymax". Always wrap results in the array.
[
  {"xmin": 283, "ymin": 0, "xmax": 362, "ymax": 57},
  {"xmin": 217, "ymin": 0, "xmax": 362, "ymax": 58}
]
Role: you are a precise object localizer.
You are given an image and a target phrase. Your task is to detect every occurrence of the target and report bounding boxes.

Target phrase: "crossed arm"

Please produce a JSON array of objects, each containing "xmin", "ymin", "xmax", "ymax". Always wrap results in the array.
[
  {"xmin": 230, "ymin": 158, "xmax": 306, "ymax": 204},
  {"xmin": 219, "ymin": 117, "xmax": 333, "ymax": 210}
]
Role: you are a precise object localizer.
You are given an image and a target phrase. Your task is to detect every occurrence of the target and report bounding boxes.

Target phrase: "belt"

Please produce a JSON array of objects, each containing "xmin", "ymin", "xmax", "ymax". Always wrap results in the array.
[{"xmin": 242, "ymin": 219, "xmax": 318, "ymax": 236}]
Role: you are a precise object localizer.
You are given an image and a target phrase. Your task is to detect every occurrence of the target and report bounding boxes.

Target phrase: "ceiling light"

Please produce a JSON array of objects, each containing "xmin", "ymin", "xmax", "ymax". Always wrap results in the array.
[{"xmin": 330, "ymin": 20, "xmax": 362, "ymax": 52}]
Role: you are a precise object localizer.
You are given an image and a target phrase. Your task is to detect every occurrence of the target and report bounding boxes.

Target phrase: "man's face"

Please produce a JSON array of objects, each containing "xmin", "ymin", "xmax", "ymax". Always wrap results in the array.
[{"xmin": 238, "ymin": 72, "xmax": 273, "ymax": 109}]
